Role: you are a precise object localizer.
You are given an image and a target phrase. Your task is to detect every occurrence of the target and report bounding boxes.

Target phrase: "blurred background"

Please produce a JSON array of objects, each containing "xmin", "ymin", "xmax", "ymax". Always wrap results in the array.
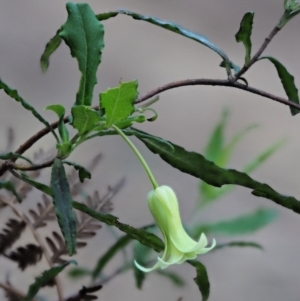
[{"xmin": 1, "ymin": 0, "xmax": 300, "ymax": 300}]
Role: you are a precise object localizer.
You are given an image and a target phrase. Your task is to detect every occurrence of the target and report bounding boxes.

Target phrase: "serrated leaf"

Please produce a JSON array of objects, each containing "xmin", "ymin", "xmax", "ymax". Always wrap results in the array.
[
  {"xmin": 40, "ymin": 29, "xmax": 62, "ymax": 72},
  {"xmin": 60, "ymin": 3, "xmax": 105, "ymax": 106},
  {"xmin": 24, "ymin": 260, "xmax": 76, "ymax": 301},
  {"xmin": 259, "ymin": 56, "xmax": 300, "ymax": 115},
  {"xmin": 51, "ymin": 158, "xmax": 77, "ymax": 256},
  {"xmin": 63, "ymin": 161, "xmax": 91, "ymax": 183},
  {"xmin": 136, "ymin": 133, "xmax": 300, "ymax": 214},
  {"xmin": 235, "ymin": 12, "xmax": 254, "ymax": 65},
  {"xmin": 157, "ymin": 270, "xmax": 185, "ymax": 286},
  {"xmin": 0, "ymin": 152, "xmax": 33, "ymax": 164},
  {"xmin": 97, "ymin": 10, "xmax": 235, "ymax": 74},
  {"xmin": 188, "ymin": 260, "xmax": 210, "ymax": 301},
  {"xmin": 192, "ymin": 208, "xmax": 278, "ymax": 237},
  {"xmin": 45, "ymin": 104, "xmax": 69, "ymax": 143},
  {"xmin": 213, "ymin": 241, "xmax": 263, "ymax": 251},
  {"xmin": 92, "ymin": 235, "xmax": 132, "ymax": 279},
  {"xmin": 0, "ymin": 181, "xmax": 21, "ymax": 203},
  {"xmin": 73, "ymin": 201, "xmax": 164, "ymax": 252},
  {"xmin": 100, "ymin": 81, "xmax": 138, "ymax": 127},
  {"xmin": 0, "ymin": 79, "xmax": 59, "ymax": 142},
  {"xmin": 71, "ymin": 105, "xmax": 99, "ymax": 135}
]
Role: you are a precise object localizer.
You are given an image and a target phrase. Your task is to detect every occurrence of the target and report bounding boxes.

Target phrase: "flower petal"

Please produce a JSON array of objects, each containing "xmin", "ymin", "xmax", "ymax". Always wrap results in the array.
[
  {"xmin": 134, "ymin": 260, "xmax": 161, "ymax": 273},
  {"xmin": 196, "ymin": 238, "xmax": 217, "ymax": 255}
]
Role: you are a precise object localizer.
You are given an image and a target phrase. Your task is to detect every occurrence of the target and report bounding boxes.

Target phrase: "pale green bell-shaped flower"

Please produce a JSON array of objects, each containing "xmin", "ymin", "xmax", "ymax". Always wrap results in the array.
[{"xmin": 135, "ymin": 185, "xmax": 216, "ymax": 272}]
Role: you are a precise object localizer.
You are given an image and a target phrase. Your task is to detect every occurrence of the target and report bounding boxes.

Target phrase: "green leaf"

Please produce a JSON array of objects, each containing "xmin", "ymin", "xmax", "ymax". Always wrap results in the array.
[
  {"xmin": 193, "ymin": 208, "xmax": 278, "ymax": 237},
  {"xmin": 260, "ymin": 56, "xmax": 300, "ymax": 115},
  {"xmin": 136, "ymin": 133, "xmax": 300, "ymax": 214},
  {"xmin": 60, "ymin": 3, "xmax": 105, "ymax": 106},
  {"xmin": 45, "ymin": 104, "xmax": 69, "ymax": 143},
  {"xmin": 157, "ymin": 270, "xmax": 185, "ymax": 286},
  {"xmin": 71, "ymin": 105, "xmax": 99, "ymax": 135},
  {"xmin": 40, "ymin": 29, "xmax": 62, "ymax": 73},
  {"xmin": 0, "ymin": 79, "xmax": 59, "ymax": 142},
  {"xmin": 187, "ymin": 260, "xmax": 210, "ymax": 301},
  {"xmin": 63, "ymin": 161, "xmax": 91, "ymax": 183},
  {"xmin": 51, "ymin": 158, "xmax": 77, "ymax": 256},
  {"xmin": 219, "ymin": 60, "xmax": 240, "ymax": 74},
  {"xmin": 0, "ymin": 181, "xmax": 22, "ymax": 203},
  {"xmin": 100, "ymin": 81, "xmax": 138, "ymax": 128},
  {"xmin": 73, "ymin": 201, "xmax": 164, "ymax": 252},
  {"xmin": 92, "ymin": 235, "xmax": 132, "ymax": 279},
  {"xmin": 68, "ymin": 267, "xmax": 91, "ymax": 279},
  {"xmin": 24, "ymin": 260, "xmax": 76, "ymax": 301},
  {"xmin": 213, "ymin": 241, "xmax": 263, "ymax": 251},
  {"xmin": 0, "ymin": 152, "xmax": 33, "ymax": 165},
  {"xmin": 235, "ymin": 12, "xmax": 254, "ymax": 65},
  {"xmin": 97, "ymin": 10, "xmax": 235, "ymax": 75}
]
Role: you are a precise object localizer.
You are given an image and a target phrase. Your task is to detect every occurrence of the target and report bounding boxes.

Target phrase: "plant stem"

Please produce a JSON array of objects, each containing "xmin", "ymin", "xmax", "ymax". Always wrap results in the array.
[{"xmin": 112, "ymin": 125, "xmax": 159, "ymax": 189}]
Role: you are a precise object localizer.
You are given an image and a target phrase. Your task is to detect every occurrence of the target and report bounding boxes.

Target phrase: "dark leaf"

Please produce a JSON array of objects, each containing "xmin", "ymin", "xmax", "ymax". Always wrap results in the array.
[
  {"xmin": 63, "ymin": 161, "xmax": 91, "ymax": 183},
  {"xmin": 0, "ymin": 79, "xmax": 59, "ymax": 141},
  {"xmin": 213, "ymin": 241, "xmax": 263, "ymax": 251},
  {"xmin": 92, "ymin": 235, "xmax": 132, "ymax": 279},
  {"xmin": 235, "ymin": 12, "xmax": 254, "ymax": 65},
  {"xmin": 24, "ymin": 260, "xmax": 76, "ymax": 301},
  {"xmin": 7, "ymin": 244, "xmax": 43, "ymax": 270},
  {"xmin": 60, "ymin": 3, "xmax": 105, "ymax": 106},
  {"xmin": 40, "ymin": 29, "xmax": 62, "ymax": 72},
  {"xmin": 0, "ymin": 181, "xmax": 22, "ymax": 203},
  {"xmin": 0, "ymin": 219, "xmax": 26, "ymax": 254},
  {"xmin": 51, "ymin": 158, "xmax": 77, "ymax": 256},
  {"xmin": 188, "ymin": 260, "xmax": 210, "ymax": 301},
  {"xmin": 260, "ymin": 56, "xmax": 300, "ymax": 115},
  {"xmin": 136, "ymin": 132, "xmax": 300, "ymax": 214}
]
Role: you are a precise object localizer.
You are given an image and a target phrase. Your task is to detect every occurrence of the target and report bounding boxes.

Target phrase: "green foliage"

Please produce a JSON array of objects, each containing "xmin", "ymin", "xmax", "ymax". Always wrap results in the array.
[
  {"xmin": 40, "ymin": 29, "xmax": 62, "ymax": 73},
  {"xmin": 188, "ymin": 260, "xmax": 210, "ymax": 301},
  {"xmin": 0, "ymin": 181, "xmax": 22, "ymax": 203},
  {"xmin": 92, "ymin": 235, "xmax": 132, "ymax": 279},
  {"xmin": 68, "ymin": 267, "xmax": 92, "ymax": 279},
  {"xmin": 260, "ymin": 56, "xmax": 300, "ymax": 115},
  {"xmin": 193, "ymin": 208, "xmax": 278, "ymax": 237},
  {"xmin": 59, "ymin": 2, "xmax": 105, "ymax": 106},
  {"xmin": 24, "ymin": 261, "xmax": 76, "ymax": 301},
  {"xmin": 0, "ymin": 152, "xmax": 32, "ymax": 164},
  {"xmin": 0, "ymin": 79, "xmax": 59, "ymax": 142},
  {"xmin": 157, "ymin": 270, "xmax": 185, "ymax": 286},
  {"xmin": 63, "ymin": 160, "xmax": 91, "ymax": 183},
  {"xmin": 51, "ymin": 158, "xmax": 77, "ymax": 256},
  {"xmin": 235, "ymin": 12, "xmax": 254, "ymax": 65},
  {"xmin": 100, "ymin": 81, "xmax": 138, "ymax": 128}
]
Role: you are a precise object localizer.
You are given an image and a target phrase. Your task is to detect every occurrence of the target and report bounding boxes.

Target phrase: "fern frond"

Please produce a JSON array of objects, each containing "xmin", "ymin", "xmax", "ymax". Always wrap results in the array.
[{"xmin": 66, "ymin": 285, "xmax": 102, "ymax": 301}]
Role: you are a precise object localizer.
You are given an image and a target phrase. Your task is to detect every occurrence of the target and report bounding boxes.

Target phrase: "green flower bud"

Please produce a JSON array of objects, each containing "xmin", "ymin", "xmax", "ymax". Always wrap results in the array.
[{"xmin": 135, "ymin": 185, "xmax": 216, "ymax": 272}]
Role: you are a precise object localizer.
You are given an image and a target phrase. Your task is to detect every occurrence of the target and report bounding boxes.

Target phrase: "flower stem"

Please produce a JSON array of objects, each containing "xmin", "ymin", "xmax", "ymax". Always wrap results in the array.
[{"xmin": 112, "ymin": 125, "xmax": 158, "ymax": 189}]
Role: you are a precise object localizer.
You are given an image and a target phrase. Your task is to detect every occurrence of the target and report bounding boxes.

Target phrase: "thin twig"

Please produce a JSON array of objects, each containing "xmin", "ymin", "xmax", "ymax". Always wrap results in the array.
[
  {"xmin": 233, "ymin": 22, "xmax": 282, "ymax": 81},
  {"xmin": 5, "ymin": 158, "xmax": 55, "ymax": 171},
  {"xmin": 1, "ymin": 77, "xmax": 299, "ymax": 177},
  {"xmin": 0, "ymin": 198, "xmax": 64, "ymax": 301},
  {"xmin": 0, "ymin": 281, "xmax": 39, "ymax": 301}
]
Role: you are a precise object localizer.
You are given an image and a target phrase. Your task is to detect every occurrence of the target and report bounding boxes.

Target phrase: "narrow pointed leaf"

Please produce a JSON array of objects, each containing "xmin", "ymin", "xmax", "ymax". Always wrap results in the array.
[
  {"xmin": 193, "ymin": 208, "xmax": 278, "ymax": 237},
  {"xmin": 97, "ymin": 10, "xmax": 234, "ymax": 74},
  {"xmin": 260, "ymin": 56, "xmax": 300, "ymax": 115},
  {"xmin": 71, "ymin": 105, "xmax": 99, "ymax": 135},
  {"xmin": 24, "ymin": 260, "xmax": 76, "ymax": 301},
  {"xmin": 51, "ymin": 158, "xmax": 77, "ymax": 256},
  {"xmin": 0, "ymin": 152, "xmax": 33, "ymax": 164},
  {"xmin": 63, "ymin": 161, "xmax": 91, "ymax": 183},
  {"xmin": 59, "ymin": 3, "xmax": 105, "ymax": 106},
  {"xmin": 213, "ymin": 241, "xmax": 263, "ymax": 251},
  {"xmin": 0, "ymin": 181, "xmax": 22, "ymax": 203},
  {"xmin": 0, "ymin": 79, "xmax": 59, "ymax": 142},
  {"xmin": 40, "ymin": 29, "xmax": 62, "ymax": 72},
  {"xmin": 136, "ymin": 133, "xmax": 300, "ymax": 214},
  {"xmin": 100, "ymin": 81, "xmax": 138, "ymax": 127},
  {"xmin": 73, "ymin": 201, "xmax": 164, "ymax": 252},
  {"xmin": 235, "ymin": 12, "xmax": 254, "ymax": 65},
  {"xmin": 188, "ymin": 260, "xmax": 210, "ymax": 301},
  {"xmin": 92, "ymin": 235, "xmax": 132, "ymax": 279},
  {"xmin": 68, "ymin": 267, "xmax": 91, "ymax": 279}
]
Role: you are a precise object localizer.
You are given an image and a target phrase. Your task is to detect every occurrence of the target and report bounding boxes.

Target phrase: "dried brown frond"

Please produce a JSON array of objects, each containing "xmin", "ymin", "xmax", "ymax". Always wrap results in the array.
[
  {"xmin": 29, "ymin": 194, "xmax": 56, "ymax": 228},
  {"xmin": 66, "ymin": 285, "xmax": 102, "ymax": 301},
  {"xmin": 6, "ymin": 244, "xmax": 43, "ymax": 270},
  {"xmin": 0, "ymin": 219, "xmax": 26, "ymax": 254},
  {"xmin": 46, "ymin": 231, "xmax": 68, "ymax": 264}
]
